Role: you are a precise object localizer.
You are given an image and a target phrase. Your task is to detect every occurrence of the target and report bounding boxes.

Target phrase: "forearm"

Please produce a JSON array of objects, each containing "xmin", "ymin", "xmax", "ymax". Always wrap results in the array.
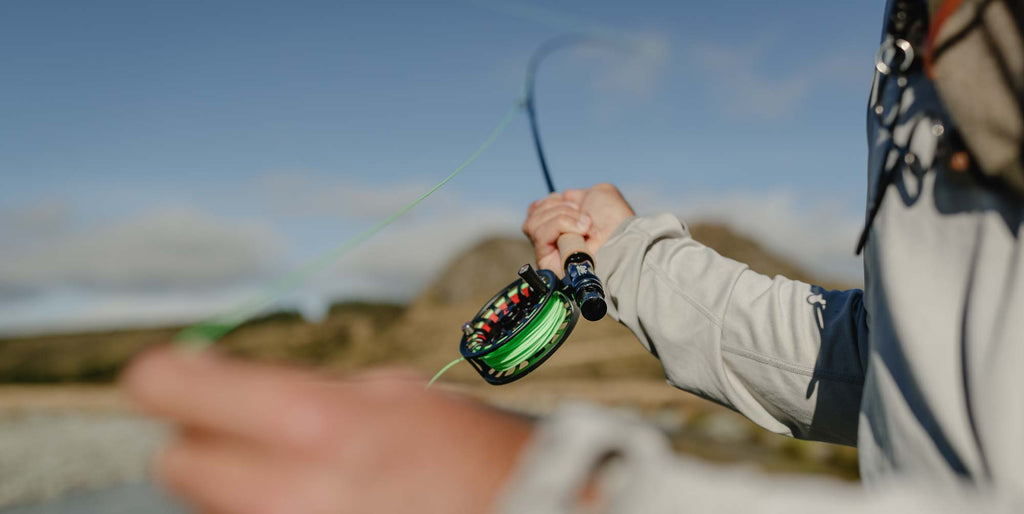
[{"xmin": 595, "ymin": 214, "xmax": 867, "ymax": 443}]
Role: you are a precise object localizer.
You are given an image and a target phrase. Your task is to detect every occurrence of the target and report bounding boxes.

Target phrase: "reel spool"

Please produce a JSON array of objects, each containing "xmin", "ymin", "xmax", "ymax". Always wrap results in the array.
[{"xmin": 459, "ymin": 265, "xmax": 580, "ymax": 385}]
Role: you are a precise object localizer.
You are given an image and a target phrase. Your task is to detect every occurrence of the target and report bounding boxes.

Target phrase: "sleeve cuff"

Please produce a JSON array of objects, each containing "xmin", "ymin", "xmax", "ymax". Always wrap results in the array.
[{"xmin": 495, "ymin": 403, "xmax": 674, "ymax": 514}]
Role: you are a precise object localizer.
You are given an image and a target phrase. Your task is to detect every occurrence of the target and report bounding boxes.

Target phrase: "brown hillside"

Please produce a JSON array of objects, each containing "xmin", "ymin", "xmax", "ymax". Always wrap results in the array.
[
  {"xmin": 0, "ymin": 223, "xmax": 859, "ymax": 480},
  {"xmin": 689, "ymin": 223, "xmax": 853, "ymax": 291},
  {"xmin": 414, "ymin": 237, "xmax": 536, "ymax": 307},
  {"xmin": 0, "ymin": 222, "xmax": 849, "ymax": 383}
]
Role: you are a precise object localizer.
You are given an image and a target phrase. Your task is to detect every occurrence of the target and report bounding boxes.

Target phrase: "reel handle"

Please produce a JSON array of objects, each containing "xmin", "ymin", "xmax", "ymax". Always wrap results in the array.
[
  {"xmin": 556, "ymin": 233, "xmax": 589, "ymax": 269},
  {"xmin": 556, "ymin": 234, "xmax": 607, "ymax": 321}
]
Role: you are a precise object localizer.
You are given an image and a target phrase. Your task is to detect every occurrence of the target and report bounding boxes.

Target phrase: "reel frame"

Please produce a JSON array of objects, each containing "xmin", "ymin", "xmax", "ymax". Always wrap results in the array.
[{"xmin": 459, "ymin": 268, "xmax": 579, "ymax": 385}]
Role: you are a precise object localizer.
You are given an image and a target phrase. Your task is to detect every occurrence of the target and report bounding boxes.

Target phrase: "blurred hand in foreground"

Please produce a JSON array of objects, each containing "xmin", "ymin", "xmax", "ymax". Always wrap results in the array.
[
  {"xmin": 522, "ymin": 183, "xmax": 635, "ymax": 274},
  {"xmin": 122, "ymin": 348, "xmax": 532, "ymax": 514}
]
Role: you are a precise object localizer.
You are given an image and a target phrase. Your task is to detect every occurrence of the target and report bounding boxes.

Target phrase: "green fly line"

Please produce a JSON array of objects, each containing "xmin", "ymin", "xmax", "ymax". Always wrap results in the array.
[
  {"xmin": 174, "ymin": 103, "xmax": 519, "ymax": 348},
  {"xmin": 480, "ymin": 291, "xmax": 569, "ymax": 371}
]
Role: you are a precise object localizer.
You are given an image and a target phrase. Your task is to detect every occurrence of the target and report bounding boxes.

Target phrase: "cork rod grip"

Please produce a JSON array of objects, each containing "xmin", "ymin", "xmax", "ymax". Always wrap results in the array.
[{"xmin": 557, "ymin": 233, "xmax": 592, "ymax": 269}]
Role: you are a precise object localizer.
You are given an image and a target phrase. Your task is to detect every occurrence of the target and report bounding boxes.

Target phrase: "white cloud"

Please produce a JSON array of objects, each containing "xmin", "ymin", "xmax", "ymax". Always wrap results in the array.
[
  {"xmin": 0, "ymin": 287, "xmax": 263, "ymax": 336},
  {"xmin": 0, "ymin": 207, "xmax": 285, "ymax": 296},
  {"xmin": 686, "ymin": 41, "xmax": 867, "ymax": 121},
  {"xmin": 252, "ymin": 171, "xmax": 453, "ymax": 220},
  {"xmin": 0, "ymin": 201, "xmax": 72, "ymax": 241},
  {"xmin": 465, "ymin": 0, "xmax": 632, "ymax": 42},
  {"xmin": 244, "ymin": 170, "xmax": 524, "ymax": 299},
  {"xmin": 583, "ymin": 32, "xmax": 672, "ymax": 122},
  {"xmin": 0, "ymin": 181, "xmax": 522, "ymax": 334},
  {"xmin": 589, "ymin": 32, "xmax": 671, "ymax": 99},
  {"xmin": 627, "ymin": 185, "xmax": 863, "ymax": 283},
  {"xmin": 312, "ymin": 203, "xmax": 521, "ymax": 300}
]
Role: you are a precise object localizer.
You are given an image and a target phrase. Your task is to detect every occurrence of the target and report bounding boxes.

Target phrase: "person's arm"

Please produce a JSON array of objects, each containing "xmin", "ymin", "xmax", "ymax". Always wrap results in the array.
[
  {"xmin": 523, "ymin": 184, "xmax": 868, "ymax": 444},
  {"xmin": 599, "ymin": 213, "xmax": 867, "ymax": 444}
]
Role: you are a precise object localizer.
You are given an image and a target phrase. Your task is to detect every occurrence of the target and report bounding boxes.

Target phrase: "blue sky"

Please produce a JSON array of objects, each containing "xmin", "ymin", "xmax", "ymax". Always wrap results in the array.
[{"xmin": 0, "ymin": 0, "xmax": 885, "ymax": 334}]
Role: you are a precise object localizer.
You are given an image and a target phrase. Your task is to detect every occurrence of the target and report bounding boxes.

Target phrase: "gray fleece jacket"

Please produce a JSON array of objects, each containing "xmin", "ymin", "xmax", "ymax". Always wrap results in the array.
[{"xmin": 498, "ymin": 6, "xmax": 1024, "ymax": 514}]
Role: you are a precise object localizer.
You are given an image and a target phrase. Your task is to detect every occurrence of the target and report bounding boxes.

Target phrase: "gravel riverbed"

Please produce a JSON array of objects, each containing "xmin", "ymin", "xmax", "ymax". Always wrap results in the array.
[{"xmin": 0, "ymin": 412, "xmax": 175, "ymax": 511}]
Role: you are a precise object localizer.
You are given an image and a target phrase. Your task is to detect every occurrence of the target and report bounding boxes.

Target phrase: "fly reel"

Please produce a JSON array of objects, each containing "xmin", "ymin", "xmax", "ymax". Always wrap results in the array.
[
  {"xmin": 453, "ymin": 36, "xmax": 618, "ymax": 385},
  {"xmin": 459, "ymin": 264, "xmax": 585, "ymax": 385}
]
